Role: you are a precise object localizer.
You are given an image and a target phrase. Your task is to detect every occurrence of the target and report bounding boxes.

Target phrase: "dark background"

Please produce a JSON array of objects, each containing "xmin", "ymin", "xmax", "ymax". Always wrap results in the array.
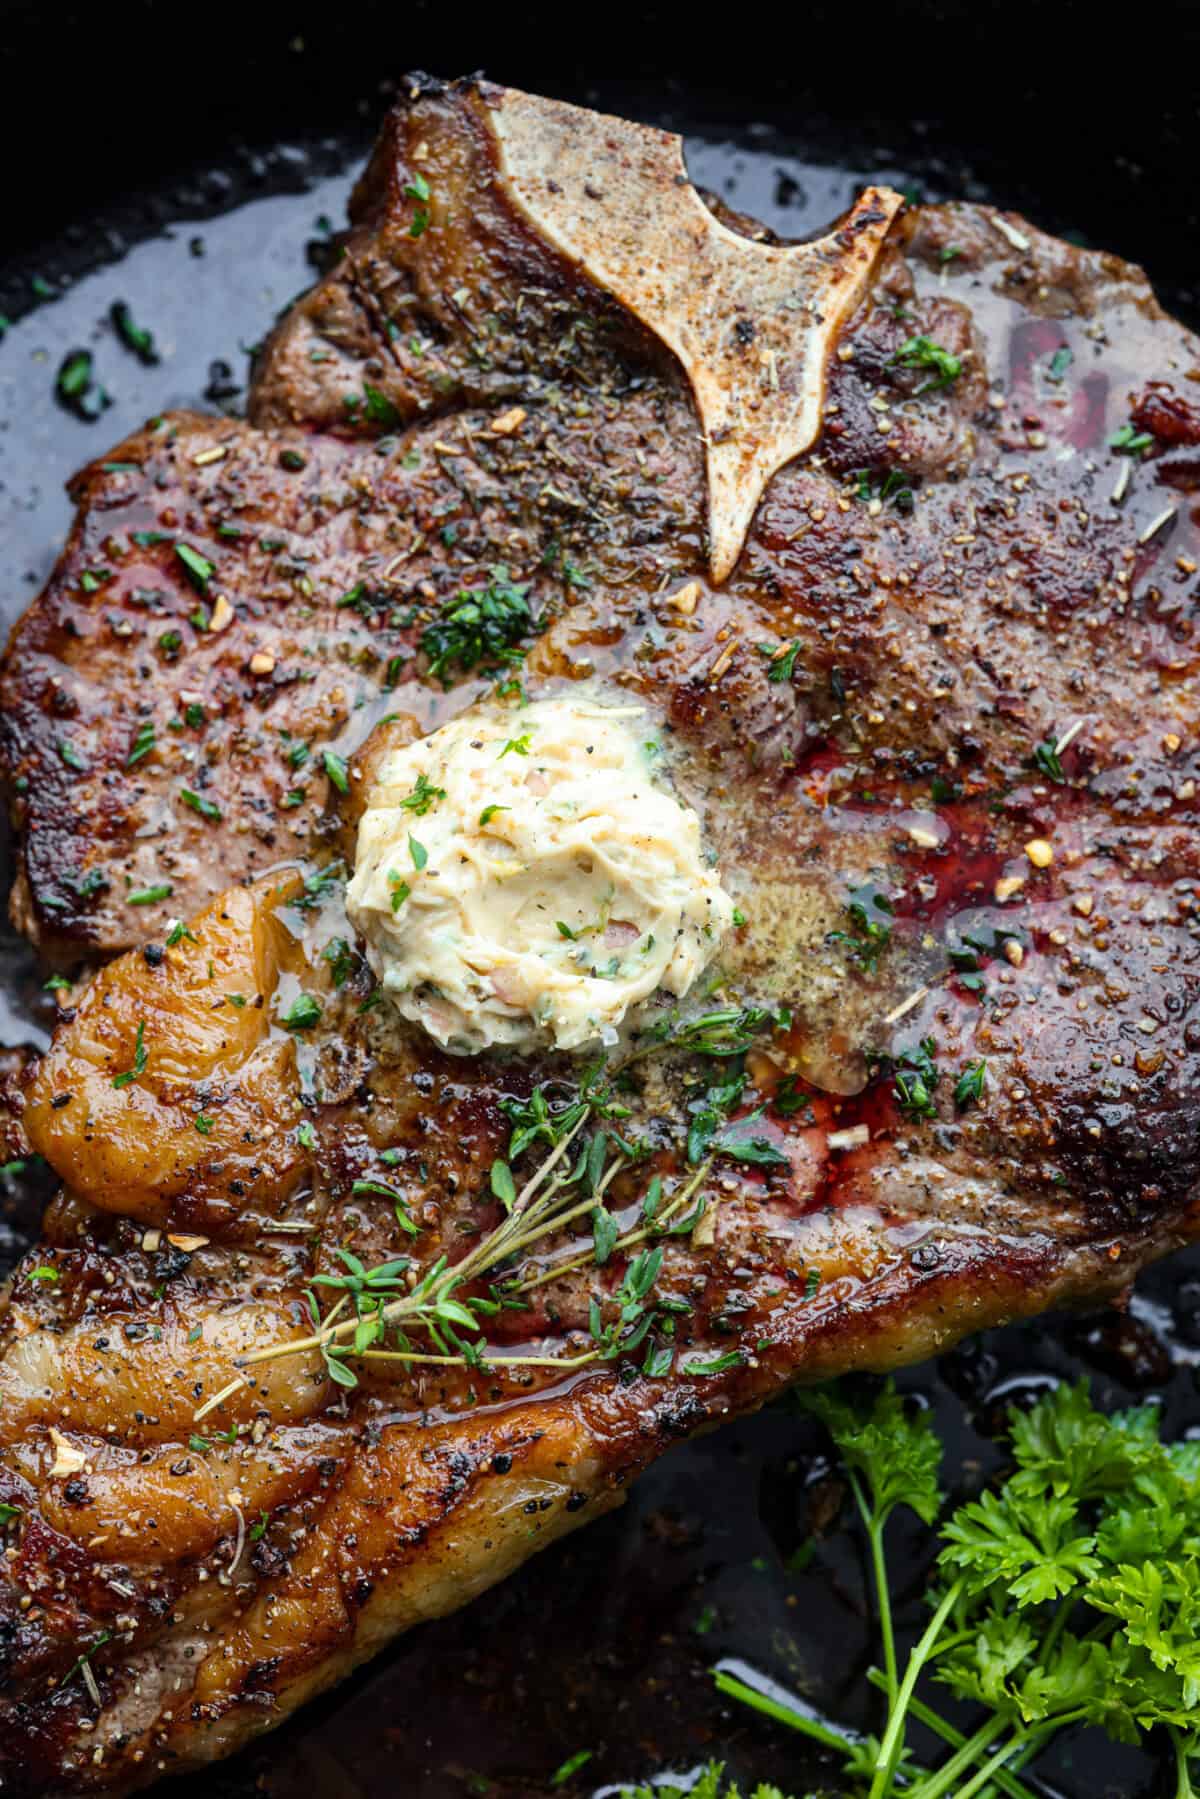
[{"xmin": 0, "ymin": 4, "xmax": 1198, "ymax": 1794}]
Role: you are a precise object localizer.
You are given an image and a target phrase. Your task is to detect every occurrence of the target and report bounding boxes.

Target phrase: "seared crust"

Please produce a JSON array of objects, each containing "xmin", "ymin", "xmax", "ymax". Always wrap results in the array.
[{"xmin": 0, "ymin": 76, "xmax": 1199, "ymax": 1796}]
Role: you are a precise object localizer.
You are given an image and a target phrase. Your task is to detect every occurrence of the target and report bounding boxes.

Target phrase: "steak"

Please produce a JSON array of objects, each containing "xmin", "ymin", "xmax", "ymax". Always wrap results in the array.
[{"xmin": 0, "ymin": 74, "xmax": 1199, "ymax": 1795}]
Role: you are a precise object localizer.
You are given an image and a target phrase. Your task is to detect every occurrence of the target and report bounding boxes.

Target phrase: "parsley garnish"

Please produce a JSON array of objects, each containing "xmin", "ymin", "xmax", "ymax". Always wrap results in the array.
[
  {"xmin": 830, "ymin": 882, "xmax": 895, "ymax": 973},
  {"xmin": 56, "ymin": 349, "xmax": 110, "ymax": 420},
  {"xmin": 757, "ymin": 640, "xmax": 801, "ymax": 682},
  {"xmin": 893, "ymin": 1037, "xmax": 938, "ymax": 1119},
  {"xmin": 281, "ymin": 993, "xmax": 322, "ymax": 1031},
  {"xmin": 722, "ymin": 1381, "xmax": 1200, "ymax": 1799},
  {"xmin": 421, "ymin": 569, "xmax": 538, "ymax": 687},
  {"xmin": 888, "ymin": 333, "xmax": 962, "ymax": 393},
  {"xmin": 174, "ymin": 542, "xmax": 215, "ymax": 590},
  {"xmin": 854, "ymin": 467, "xmax": 915, "ymax": 512},
  {"xmin": 362, "ymin": 383, "xmax": 400, "ymax": 428},
  {"xmin": 126, "ymin": 720, "xmax": 156, "ymax": 767},
  {"xmin": 127, "ymin": 883, "xmax": 172, "ymax": 906},
  {"xmin": 323, "ymin": 937, "xmax": 357, "ymax": 988},
  {"xmin": 111, "ymin": 300, "xmax": 158, "ymax": 364},
  {"xmin": 400, "ymin": 772, "xmax": 445, "ymax": 816},
  {"xmin": 1034, "ymin": 737, "xmax": 1065, "ymax": 782},
  {"xmin": 954, "ymin": 1058, "xmax": 987, "ymax": 1110},
  {"xmin": 180, "ymin": 787, "xmax": 221, "ymax": 822},
  {"xmin": 112, "ymin": 1020, "xmax": 148, "ymax": 1089},
  {"xmin": 550, "ymin": 1751, "xmax": 592, "ymax": 1787},
  {"xmin": 1109, "ymin": 422, "xmax": 1153, "ymax": 457}
]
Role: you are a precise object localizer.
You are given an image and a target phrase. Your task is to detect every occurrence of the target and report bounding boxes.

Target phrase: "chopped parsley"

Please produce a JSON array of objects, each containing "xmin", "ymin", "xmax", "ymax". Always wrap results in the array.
[
  {"xmin": 1109, "ymin": 422, "xmax": 1153, "ymax": 457},
  {"xmin": 954, "ymin": 1058, "xmax": 987, "ymax": 1110},
  {"xmin": 174, "ymin": 543, "xmax": 215, "ymax": 590},
  {"xmin": 180, "ymin": 787, "xmax": 221, "ymax": 822},
  {"xmin": 888, "ymin": 333, "xmax": 962, "ymax": 392},
  {"xmin": 421, "ymin": 569, "xmax": 538, "ymax": 687},
  {"xmin": 400, "ymin": 772, "xmax": 445, "ymax": 816},
  {"xmin": 126, "ymin": 720, "xmax": 156, "ymax": 768},
  {"xmin": 111, "ymin": 300, "xmax": 158, "ymax": 364},
  {"xmin": 1034, "ymin": 737, "xmax": 1065, "ymax": 782},
  {"xmin": 362, "ymin": 383, "xmax": 400, "ymax": 428},
  {"xmin": 323, "ymin": 750, "xmax": 349, "ymax": 794},
  {"xmin": 281, "ymin": 993, "xmax": 322, "ymax": 1031},
  {"xmin": 830, "ymin": 882, "xmax": 895, "ymax": 973},
  {"xmin": 757, "ymin": 640, "xmax": 801, "ymax": 682},
  {"xmin": 112, "ymin": 1020, "xmax": 148, "ymax": 1089},
  {"xmin": 893, "ymin": 1037, "xmax": 939, "ymax": 1119},
  {"xmin": 56, "ymin": 349, "xmax": 110, "ymax": 421}
]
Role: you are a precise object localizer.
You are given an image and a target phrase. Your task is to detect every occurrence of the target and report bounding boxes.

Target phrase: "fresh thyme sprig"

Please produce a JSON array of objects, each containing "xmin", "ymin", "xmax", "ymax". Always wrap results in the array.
[{"xmin": 196, "ymin": 1003, "xmax": 789, "ymax": 1416}]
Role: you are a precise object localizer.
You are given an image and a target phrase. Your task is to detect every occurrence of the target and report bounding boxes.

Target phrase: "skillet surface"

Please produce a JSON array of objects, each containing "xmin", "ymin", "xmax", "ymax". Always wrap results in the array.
[{"xmin": 1, "ymin": 12, "xmax": 1199, "ymax": 1795}]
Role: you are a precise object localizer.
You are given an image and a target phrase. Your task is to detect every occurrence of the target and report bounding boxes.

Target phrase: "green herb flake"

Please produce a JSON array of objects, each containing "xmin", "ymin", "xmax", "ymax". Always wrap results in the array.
[
  {"xmin": 1109, "ymin": 422, "xmax": 1153, "ymax": 457},
  {"xmin": 893, "ymin": 1037, "xmax": 939, "ymax": 1120},
  {"xmin": 323, "ymin": 750, "xmax": 349, "ymax": 794},
  {"xmin": 888, "ymin": 333, "xmax": 962, "ymax": 392},
  {"xmin": 112, "ymin": 1019, "xmax": 148, "ymax": 1090},
  {"xmin": 757, "ymin": 639, "xmax": 801, "ymax": 682},
  {"xmin": 362, "ymin": 383, "xmax": 400, "ymax": 428},
  {"xmin": 281, "ymin": 993, "xmax": 322, "ymax": 1031},
  {"xmin": 681, "ymin": 1350, "xmax": 745, "ymax": 1376},
  {"xmin": 1034, "ymin": 738, "xmax": 1065, "ymax": 782},
  {"xmin": 421, "ymin": 569, "xmax": 537, "ymax": 687},
  {"xmin": 180, "ymin": 787, "xmax": 221, "ymax": 822},
  {"xmin": 400, "ymin": 772, "xmax": 445, "ymax": 816},
  {"xmin": 549, "ymin": 1750, "xmax": 592, "ymax": 1788},
  {"xmin": 954, "ymin": 1058, "xmax": 988, "ymax": 1110},
  {"xmin": 111, "ymin": 300, "xmax": 158, "ymax": 363},
  {"xmin": 126, "ymin": 720, "xmax": 156, "ymax": 767},
  {"xmin": 174, "ymin": 542, "xmax": 215, "ymax": 589}
]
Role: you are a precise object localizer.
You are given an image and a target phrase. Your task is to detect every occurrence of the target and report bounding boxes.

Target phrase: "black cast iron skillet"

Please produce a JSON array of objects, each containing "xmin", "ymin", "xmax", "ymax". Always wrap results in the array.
[{"xmin": 0, "ymin": 5, "xmax": 1197, "ymax": 1794}]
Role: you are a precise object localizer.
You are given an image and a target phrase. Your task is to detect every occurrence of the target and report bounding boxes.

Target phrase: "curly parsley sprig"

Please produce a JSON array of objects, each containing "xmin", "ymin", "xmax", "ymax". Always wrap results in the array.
[{"xmin": 718, "ymin": 1380, "xmax": 1200, "ymax": 1799}]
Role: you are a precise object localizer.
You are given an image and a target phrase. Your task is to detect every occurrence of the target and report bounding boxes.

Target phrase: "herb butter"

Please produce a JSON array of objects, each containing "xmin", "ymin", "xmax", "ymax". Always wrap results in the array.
[{"xmin": 346, "ymin": 697, "xmax": 734, "ymax": 1054}]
